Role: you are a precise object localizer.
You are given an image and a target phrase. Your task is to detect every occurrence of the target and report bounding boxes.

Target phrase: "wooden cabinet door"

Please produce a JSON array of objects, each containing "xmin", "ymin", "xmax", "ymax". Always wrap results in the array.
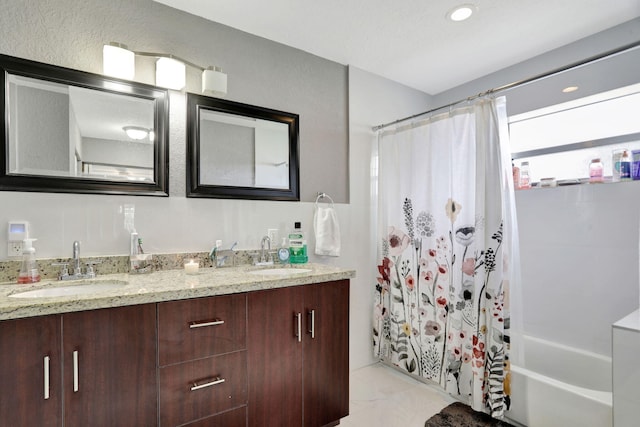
[
  {"xmin": 247, "ymin": 287, "xmax": 303, "ymax": 427},
  {"xmin": 62, "ymin": 304, "xmax": 157, "ymax": 427},
  {"xmin": 303, "ymin": 280, "xmax": 350, "ymax": 427},
  {"xmin": 0, "ymin": 315, "xmax": 62, "ymax": 427}
]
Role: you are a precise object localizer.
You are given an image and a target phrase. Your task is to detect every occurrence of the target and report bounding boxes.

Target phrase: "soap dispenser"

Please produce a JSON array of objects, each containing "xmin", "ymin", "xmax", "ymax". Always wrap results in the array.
[{"xmin": 17, "ymin": 238, "xmax": 41, "ymax": 284}]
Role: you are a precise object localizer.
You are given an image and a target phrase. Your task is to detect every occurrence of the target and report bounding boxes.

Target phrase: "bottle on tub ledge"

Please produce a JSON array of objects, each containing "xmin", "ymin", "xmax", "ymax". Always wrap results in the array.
[
  {"xmin": 288, "ymin": 222, "xmax": 308, "ymax": 264},
  {"xmin": 589, "ymin": 158, "xmax": 604, "ymax": 183},
  {"xmin": 519, "ymin": 161, "xmax": 532, "ymax": 189},
  {"xmin": 512, "ymin": 161, "xmax": 520, "ymax": 190},
  {"xmin": 620, "ymin": 149, "xmax": 632, "ymax": 181}
]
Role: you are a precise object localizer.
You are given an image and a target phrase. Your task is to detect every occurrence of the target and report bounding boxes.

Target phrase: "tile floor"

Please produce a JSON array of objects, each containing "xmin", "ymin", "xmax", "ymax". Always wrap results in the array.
[{"xmin": 339, "ymin": 363, "xmax": 454, "ymax": 427}]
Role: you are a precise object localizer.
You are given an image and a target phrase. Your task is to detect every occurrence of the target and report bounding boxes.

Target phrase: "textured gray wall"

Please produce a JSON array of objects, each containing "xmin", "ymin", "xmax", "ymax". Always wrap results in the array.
[
  {"xmin": 0, "ymin": 0, "xmax": 349, "ymax": 202},
  {"xmin": 15, "ymin": 85, "xmax": 69, "ymax": 173}
]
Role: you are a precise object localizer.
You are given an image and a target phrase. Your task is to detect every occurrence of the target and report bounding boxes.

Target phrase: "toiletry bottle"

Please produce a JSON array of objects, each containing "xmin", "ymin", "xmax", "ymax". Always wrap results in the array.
[
  {"xmin": 612, "ymin": 149, "xmax": 625, "ymax": 182},
  {"xmin": 130, "ymin": 231, "xmax": 140, "ymax": 271},
  {"xmin": 289, "ymin": 222, "xmax": 308, "ymax": 264},
  {"xmin": 17, "ymin": 238, "xmax": 41, "ymax": 284},
  {"xmin": 277, "ymin": 237, "xmax": 290, "ymax": 264},
  {"xmin": 620, "ymin": 150, "xmax": 631, "ymax": 181},
  {"xmin": 512, "ymin": 161, "xmax": 520, "ymax": 190},
  {"xmin": 519, "ymin": 161, "xmax": 531, "ymax": 189},
  {"xmin": 589, "ymin": 158, "xmax": 604, "ymax": 183}
]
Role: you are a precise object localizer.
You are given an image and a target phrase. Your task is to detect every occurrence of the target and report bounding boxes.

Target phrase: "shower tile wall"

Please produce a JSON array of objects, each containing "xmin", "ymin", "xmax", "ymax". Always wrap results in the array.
[
  {"xmin": 612, "ymin": 310, "xmax": 640, "ymax": 427},
  {"xmin": 516, "ymin": 182, "xmax": 640, "ymax": 357}
]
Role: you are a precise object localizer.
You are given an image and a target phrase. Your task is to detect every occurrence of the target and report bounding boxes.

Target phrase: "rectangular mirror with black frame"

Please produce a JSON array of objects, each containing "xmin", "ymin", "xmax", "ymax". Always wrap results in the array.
[
  {"xmin": 186, "ymin": 93, "xmax": 300, "ymax": 201},
  {"xmin": 0, "ymin": 54, "xmax": 169, "ymax": 196}
]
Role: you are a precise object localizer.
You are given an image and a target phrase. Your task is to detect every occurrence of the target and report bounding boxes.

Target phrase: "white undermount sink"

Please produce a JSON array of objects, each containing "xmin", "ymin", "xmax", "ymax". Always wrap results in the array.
[
  {"xmin": 249, "ymin": 268, "xmax": 312, "ymax": 276},
  {"xmin": 9, "ymin": 280, "xmax": 128, "ymax": 299}
]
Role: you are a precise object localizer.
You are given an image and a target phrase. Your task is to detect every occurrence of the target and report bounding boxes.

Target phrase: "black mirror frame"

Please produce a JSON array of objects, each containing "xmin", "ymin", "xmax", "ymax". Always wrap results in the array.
[
  {"xmin": 0, "ymin": 54, "xmax": 170, "ymax": 196},
  {"xmin": 186, "ymin": 93, "xmax": 300, "ymax": 201}
]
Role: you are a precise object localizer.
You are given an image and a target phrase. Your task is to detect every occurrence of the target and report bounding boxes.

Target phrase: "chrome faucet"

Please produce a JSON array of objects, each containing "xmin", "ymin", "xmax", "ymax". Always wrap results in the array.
[
  {"xmin": 72, "ymin": 240, "xmax": 81, "ymax": 275},
  {"xmin": 258, "ymin": 235, "xmax": 274, "ymax": 265},
  {"xmin": 52, "ymin": 240, "xmax": 100, "ymax": 280}
]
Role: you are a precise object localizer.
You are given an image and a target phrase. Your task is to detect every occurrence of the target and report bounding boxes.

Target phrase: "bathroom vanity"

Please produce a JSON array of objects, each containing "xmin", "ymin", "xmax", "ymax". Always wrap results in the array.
[{"xmin": 0, "ymin": 264, "xmax": 353, "ymax": 427}]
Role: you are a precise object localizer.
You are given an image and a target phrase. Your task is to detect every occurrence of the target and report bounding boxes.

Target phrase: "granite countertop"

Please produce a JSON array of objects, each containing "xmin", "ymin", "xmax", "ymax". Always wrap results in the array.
[{"xmin": 0, "ymin": 263, "xmax": 355, "ymax": 321}]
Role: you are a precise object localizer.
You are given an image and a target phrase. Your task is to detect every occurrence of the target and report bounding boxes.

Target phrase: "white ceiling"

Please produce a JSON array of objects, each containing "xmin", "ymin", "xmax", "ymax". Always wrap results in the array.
[{"xmin": 154, "ymin": 0, "xmax": 640, "ymax": 95}]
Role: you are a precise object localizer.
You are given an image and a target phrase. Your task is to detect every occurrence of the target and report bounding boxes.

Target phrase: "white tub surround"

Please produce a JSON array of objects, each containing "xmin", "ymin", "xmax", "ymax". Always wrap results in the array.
[
  {"xmin": 507, "ymin": 334, "xmax": 612, "ymax": 427},
  {"xmin": 613, "ymin": 309, "xmax": 640, "ymax": 427},
  {"xmin": 0, "ymin": 263, "xmax": 355, "ymax": 321}
]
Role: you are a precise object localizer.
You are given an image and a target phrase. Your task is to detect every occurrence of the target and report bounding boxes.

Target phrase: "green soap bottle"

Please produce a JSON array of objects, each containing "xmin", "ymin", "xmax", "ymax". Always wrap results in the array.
[{"xmin": 288, "ymin": 222, "xmax": 308, "ymax": 264}]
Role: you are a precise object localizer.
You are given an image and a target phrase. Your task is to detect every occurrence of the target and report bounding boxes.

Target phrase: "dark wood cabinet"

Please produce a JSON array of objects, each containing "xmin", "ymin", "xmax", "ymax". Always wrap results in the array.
[
  {"xmin": 0, "ymin": 315, "xmax": 61, "ymax": 427},
  {"xmin": 0, "ymin": 278, "xmax": 349, "ymax": 427},
  {"xmin": 0, "ymin": 305, "xmax": 157, "ymax": 427},
  {"xmin": 63, "ymin": 304, "xmax": 157, "ymax": 426},
  {"xmin": 248, "ymin": 285, "xmax": 304, "ymax": 426},
  {"xmin": 158, "ymin": 294, "xmax": 248, "ymax": 427},
  {"xmin": 247, "ymin": 280, "xmax": 350, "ymax": 427},
  {"xmin": 303, "ymin": 280, "xmax": 350, "ymax": 426}
]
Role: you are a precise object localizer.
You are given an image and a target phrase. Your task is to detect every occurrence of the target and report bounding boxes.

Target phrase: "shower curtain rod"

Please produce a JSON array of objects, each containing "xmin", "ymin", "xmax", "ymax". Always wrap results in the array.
[{"xmin": 372, "ymin": 40, "xmax": 640, "ymax": 132}]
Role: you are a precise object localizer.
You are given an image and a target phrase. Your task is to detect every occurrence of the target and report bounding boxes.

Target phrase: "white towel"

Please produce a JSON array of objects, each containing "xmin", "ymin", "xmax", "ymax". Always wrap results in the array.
[{"xmin": 314, "ymin": 205, "xmax": 341, "ymax": 257}]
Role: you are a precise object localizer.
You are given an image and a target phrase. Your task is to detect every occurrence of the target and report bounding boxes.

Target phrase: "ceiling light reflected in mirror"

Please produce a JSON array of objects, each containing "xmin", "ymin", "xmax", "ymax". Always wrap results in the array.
[
  {"xmin": 123, "ymin": 126, "xmax": 150, "ymax": 140},
  {"xmin": 562, "ymin": 86, "xmax": 580, "ymax": 93}
]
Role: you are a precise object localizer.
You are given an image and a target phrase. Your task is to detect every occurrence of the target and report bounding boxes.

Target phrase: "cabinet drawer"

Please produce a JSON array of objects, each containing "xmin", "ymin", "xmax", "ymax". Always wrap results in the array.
[
  {"xmin": 158, "ymin": 294, "xmax": 246, "ymax": 366},
  {"xmin": 180, "ymin": 406, "xmax": 247, "ymax": 427},
  {"xmin": 160, "ymin": 351, "xmax": 247, "ymax": 427}
]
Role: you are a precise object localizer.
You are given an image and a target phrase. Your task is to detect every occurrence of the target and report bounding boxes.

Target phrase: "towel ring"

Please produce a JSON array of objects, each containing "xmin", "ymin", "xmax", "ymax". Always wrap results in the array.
[{"xmin": 315, "ymin": 192, "xmax": 334, "ymax": 206}]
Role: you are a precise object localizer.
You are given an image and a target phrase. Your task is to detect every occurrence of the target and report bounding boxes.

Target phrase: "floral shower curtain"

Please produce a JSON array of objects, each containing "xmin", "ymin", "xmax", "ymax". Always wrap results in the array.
[{"xmin": 373, "ymin": 97, "xmax": 515, "ymax": 417}]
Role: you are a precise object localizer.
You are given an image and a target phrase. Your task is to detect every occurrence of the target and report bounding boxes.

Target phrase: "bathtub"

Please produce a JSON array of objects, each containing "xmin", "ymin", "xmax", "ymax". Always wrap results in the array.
[{"xmin": 506, "ymin": 334, "xmax": 612, "ymax": 427}]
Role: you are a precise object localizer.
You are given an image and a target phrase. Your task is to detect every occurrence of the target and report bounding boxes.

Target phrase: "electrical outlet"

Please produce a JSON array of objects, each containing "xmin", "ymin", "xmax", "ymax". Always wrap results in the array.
[
  {"xmin": 7, "ymin": 241, "xmax": 22, "ymax": 257},
  {"xmin": 267, "ymin": 228, "xmax": 278, "ymax": 243}
]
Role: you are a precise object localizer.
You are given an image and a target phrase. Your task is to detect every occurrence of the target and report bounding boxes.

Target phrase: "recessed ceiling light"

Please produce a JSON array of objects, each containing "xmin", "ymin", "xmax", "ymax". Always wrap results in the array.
[
  {"xmin": 447, "ymin": 4, "xmax": 476, "ymax": 22},
  {"xmin": 562, "ymin": 86, "xmax": 579, "ymax": 93}
]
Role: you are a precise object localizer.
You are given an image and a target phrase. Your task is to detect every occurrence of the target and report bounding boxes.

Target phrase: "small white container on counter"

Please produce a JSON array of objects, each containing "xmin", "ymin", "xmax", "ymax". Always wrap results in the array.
[{"xmin": 184, "ymin": 260, "xmax": 199, "ymax": 275}]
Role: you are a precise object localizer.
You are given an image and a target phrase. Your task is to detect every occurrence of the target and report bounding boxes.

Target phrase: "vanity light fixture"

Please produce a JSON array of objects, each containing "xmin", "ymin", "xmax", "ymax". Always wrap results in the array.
[
  {"xmin": 123, "ymin": 126, "xmax": 150, "ymax": 141},
  {"xmin": 102, "ymin": 43, "xmax": 227, "ymax": 96},
  {"xmin": 103, "ymin": 43, "xmax": 135, "ymax": 80},
  {"xmin": 202, "ymin": 66, "xmax": 228, "ymax": 96},
  {"xmin": 447, "ymin": 4, "xmax": 477, "ymax": 22},
  {"xmin": 155, "ymin": 56, "xmax": 186, "ymax": 90}
]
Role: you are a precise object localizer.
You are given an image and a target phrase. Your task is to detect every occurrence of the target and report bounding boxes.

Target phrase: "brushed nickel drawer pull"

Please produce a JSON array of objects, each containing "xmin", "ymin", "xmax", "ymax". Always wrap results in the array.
[
  {"xmin": 190, "ymin": 377, "xmax": 225, "ymax": 391},
  {"xmin": 73, "ymin": 350, "xmax": 79, "ymax": 392},
  {"xmin": 189, "ymin": 319, "xmax": 225, "ymax": 329},
  {"xmin": 295, "ymin": 312, "xmax": 302, "ymax": 343},
  {"xmin": 44, "ymin": 355, "xmax": 50, "ymax": 400},
  {"xmin": 308, "ymin": 309, "xmax": 315, "ymax": 339}
]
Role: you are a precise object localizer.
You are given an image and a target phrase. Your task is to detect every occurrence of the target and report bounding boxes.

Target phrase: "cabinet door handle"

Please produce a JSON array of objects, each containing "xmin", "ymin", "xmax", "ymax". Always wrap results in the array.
[
  {"xmin": 308, "ymin": 309, "xmax": 315, "ymax": 339},
  {"xmin": 43, "ymin": 355, "xmax": 50, "ymax": 400},
  {"xmin": 189, "ymin": 319, "xmax": 225, "ymax": 329},
  {"xmin": 73, "ymin": 350, "xmax": 79, "ymax": 393},
  {"xmin": 295, "ymin": 312, "xmax": 302, "ymax": 343},
  {"xmin": 190, "ymin": 377, "xmax": 225, "ymax": 391}
]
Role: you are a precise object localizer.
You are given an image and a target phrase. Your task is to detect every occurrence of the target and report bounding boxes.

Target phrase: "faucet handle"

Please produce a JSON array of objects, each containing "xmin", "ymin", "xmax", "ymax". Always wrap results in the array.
[
  {"xmin": 85, "ymin": 260, "xmax": 101, "ymax": 278},
  {"xmin": 52, "ymin": 262, "xmax": 70, "ymax": 279}
]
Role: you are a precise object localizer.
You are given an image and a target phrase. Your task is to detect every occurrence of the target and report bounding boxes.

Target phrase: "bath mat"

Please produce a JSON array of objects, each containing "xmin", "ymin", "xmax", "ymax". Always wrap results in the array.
[{"xmin": 425, "ymin": 402, "xmax": 515, "ymax": 427}]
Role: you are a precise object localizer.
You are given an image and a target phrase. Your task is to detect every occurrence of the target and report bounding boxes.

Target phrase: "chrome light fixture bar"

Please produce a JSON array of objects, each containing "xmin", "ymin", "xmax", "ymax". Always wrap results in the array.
[{"xmin": 102, "ymin": 43, "xmax": 227, "ymax": 95}]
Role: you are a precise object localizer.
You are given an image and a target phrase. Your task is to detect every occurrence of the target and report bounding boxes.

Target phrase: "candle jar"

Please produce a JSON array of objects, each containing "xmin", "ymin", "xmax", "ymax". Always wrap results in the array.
[{"xmin": 184, "ymin": 259, "xmax": 199, "ymax": 275}]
